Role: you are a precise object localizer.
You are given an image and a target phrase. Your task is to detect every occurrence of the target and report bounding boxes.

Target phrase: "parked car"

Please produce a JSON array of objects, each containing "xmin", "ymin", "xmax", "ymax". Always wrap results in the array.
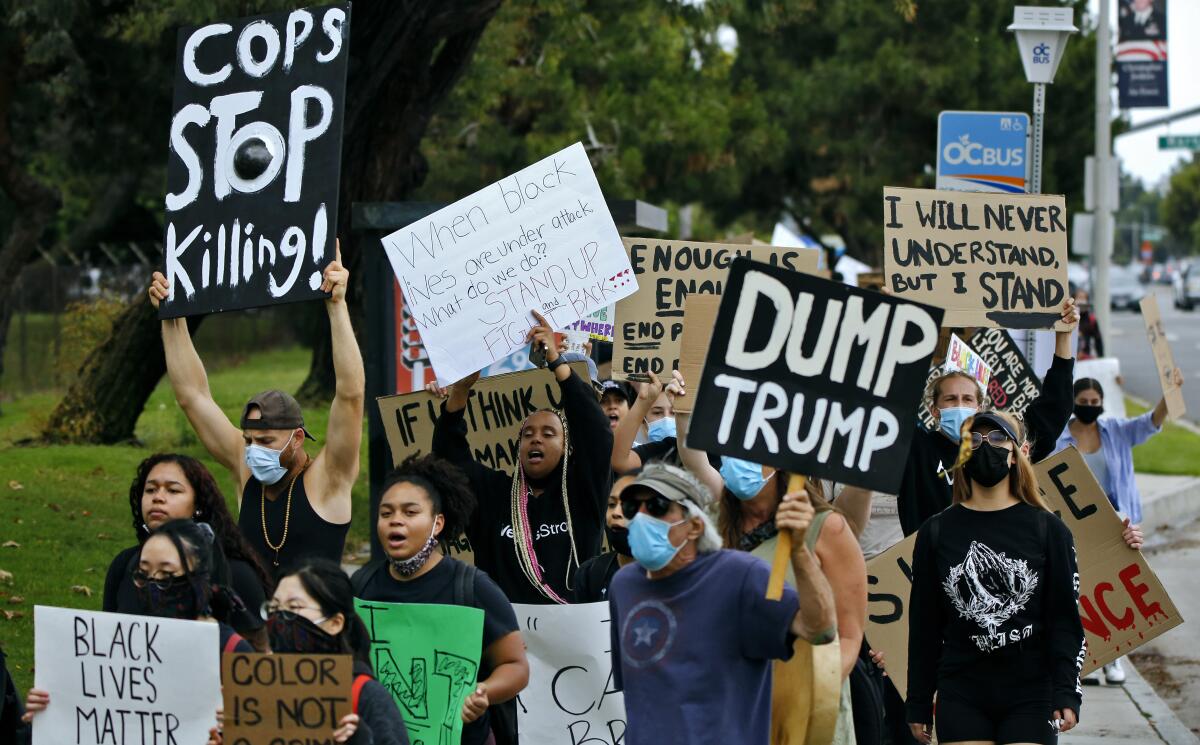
[
  {"xmin": 1175, "ymin": 263, "xmax": 1200, "ymax": 311},
  {"xmin": 1110, "ymin": 266, "xmax": 1146, "ymax": 311}
]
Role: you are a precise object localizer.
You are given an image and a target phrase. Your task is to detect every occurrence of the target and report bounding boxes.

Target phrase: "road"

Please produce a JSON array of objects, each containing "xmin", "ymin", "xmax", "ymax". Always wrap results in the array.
[{"xmin": 1108, "ymin": 285, "xmax": 1199, "ymax": 425}]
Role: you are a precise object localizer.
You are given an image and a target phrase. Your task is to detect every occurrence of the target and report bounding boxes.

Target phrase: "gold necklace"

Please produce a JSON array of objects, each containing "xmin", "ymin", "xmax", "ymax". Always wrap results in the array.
[{"xmin": 261, "ymin": 460, "xmax": 308, "ymax": 567}]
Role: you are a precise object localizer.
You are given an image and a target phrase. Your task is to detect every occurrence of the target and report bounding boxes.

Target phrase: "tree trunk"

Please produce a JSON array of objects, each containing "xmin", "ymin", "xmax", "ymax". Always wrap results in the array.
[{"xmin": 45, "ymin": 0, "xmax": 504, "ymax": 439}]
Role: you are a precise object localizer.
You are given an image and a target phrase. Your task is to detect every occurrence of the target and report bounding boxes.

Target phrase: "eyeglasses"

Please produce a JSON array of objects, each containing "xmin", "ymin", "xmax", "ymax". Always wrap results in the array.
[
  {"xmin": 620, "ymin": 493, "xmax": 675, "ymax": 520},
  {"xmin": 969, "ymin": 430, "xmax": 1013, "ymax": 450},
  {"xmin": 260, "ymin": 600, "xmax": 327, "ymax": 623},
  {"xmin": 131, "ymin": 570, "xmax": 188, "ymax": 591}
]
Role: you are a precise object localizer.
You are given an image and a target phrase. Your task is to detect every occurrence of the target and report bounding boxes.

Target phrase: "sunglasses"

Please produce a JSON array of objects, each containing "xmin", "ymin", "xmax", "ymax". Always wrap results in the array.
[
  {"xmin": 970, "ymin": 430, "xmax": 1013, "ymax": 450},
  {"xmin": 131, "ymin": 569, "xmax": 188, "ymax": 591},
  {"xmin": 620, "ymin": 493, "xmax": 676, "ymax": 520}
]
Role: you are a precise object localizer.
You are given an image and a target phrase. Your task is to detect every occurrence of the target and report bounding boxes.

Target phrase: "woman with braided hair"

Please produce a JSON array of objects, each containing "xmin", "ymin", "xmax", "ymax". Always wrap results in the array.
[{"xmin": 430, "ymin": 310, "xmax": 613, "ymax": 604}]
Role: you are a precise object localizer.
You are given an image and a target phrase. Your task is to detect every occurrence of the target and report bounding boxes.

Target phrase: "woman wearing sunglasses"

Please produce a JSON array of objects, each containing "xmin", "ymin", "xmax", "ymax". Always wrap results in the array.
[
  {"xmin": 907, "ymin": 412, "xmax": 1085, "ymax": 745},
  {"xmin": 23, "ymin": 520, "xmax": 252, "ymax": 728}
]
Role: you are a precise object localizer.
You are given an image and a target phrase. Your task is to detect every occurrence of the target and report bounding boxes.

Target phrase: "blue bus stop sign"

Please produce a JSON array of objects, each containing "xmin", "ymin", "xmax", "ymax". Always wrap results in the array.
[{"xmin": 936, "ymin": 111, "xmax": 1031, "ymax": 193}]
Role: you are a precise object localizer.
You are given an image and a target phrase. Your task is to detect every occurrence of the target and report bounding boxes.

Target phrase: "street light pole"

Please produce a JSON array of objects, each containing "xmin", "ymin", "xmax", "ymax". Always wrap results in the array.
[{"xmin": 1094, "ymin": 0, "xmax": 1113, "ymax": 357}]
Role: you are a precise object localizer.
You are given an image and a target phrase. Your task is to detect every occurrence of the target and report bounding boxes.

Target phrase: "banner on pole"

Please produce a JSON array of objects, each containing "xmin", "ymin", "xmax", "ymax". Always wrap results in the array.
[{"xmin": 1116, "ymin": 0, "xmax": 1168, "ymax": 109}]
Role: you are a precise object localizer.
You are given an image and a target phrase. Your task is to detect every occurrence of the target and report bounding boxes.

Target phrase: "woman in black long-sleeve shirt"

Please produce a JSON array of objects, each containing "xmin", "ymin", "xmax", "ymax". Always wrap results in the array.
[
  {"xmin": 907, "ymin": 411, "xmax": 1084, "ymax": 745},
  {"xmin": 431, "ymin": 311, "xmax": 613, "ymax": 604}
]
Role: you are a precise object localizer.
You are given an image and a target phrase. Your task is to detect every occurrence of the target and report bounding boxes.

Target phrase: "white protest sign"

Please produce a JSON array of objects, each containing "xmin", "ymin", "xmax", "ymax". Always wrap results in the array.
[
  {"xmin": 513, "ymin": 602, "xmax": 626, "ymax": 744},
  {"xmin": 33, "ymin": 606, "xmax": 221, "ymax": 745},
  {"xmin": 382, "ymin": 142, "xmax": 637, "ymax": 385},
  {"xmin": 945, "ymin": 333, "xmax": 992, "ymax": 389}
]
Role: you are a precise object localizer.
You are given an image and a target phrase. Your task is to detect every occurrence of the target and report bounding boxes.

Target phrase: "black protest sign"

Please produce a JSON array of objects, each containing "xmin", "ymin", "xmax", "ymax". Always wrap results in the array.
[
  {"xmin": 688, "ymin": 258, "xmax": 943, "ymax": 494},
  {"xmin": 966, "ymin": 327, "xmax": 1042, "ymax": 416},
  {"xmin": 160, "ymin": 4, "xmax": 350, "ymax": 319},
  {"xmin": 223, "ymin": 653, "xmax": 353, "ymax": 745}
]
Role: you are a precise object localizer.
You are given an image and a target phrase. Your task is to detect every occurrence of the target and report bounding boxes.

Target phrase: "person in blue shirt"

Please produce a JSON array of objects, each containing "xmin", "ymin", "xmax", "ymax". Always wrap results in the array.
[{"xmin": 1054, "ymin": 369, "xmax": 1182, "ymax": 684}]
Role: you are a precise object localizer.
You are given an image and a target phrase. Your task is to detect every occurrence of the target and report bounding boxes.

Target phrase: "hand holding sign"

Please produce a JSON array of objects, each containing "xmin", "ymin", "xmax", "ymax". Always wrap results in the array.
[
  {"xmin": 462, "ymin": 683, "xmax": 490, "ymax": 724},
  {"xmin": 525, "ymin": 310, "xmax": 561, "ymax": 366}
]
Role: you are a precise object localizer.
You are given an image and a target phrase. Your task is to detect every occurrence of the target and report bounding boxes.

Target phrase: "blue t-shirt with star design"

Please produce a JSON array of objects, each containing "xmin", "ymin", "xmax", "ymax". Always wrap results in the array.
[{"xmin": 608, "ymin": 549, "xmax": 799, "ymax": 745}]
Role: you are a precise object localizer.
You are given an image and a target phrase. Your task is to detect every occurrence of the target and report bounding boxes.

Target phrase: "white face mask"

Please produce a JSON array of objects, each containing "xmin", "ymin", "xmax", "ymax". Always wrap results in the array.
[{"xmin": 244, "ymin": 434, "xmax": 294, "ymax": 485}]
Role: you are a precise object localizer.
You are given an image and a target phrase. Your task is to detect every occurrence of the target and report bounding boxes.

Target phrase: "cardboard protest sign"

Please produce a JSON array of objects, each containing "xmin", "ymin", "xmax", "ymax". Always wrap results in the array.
[
  {"xmin": 33, "ymin": 606, "xmax": 221, "ymax": 745},
  {"xmin": 1035, "ymin": 447, "xmax": 1183, "ymax": 673},
  {"xmin": 614, "ymin": 239, "xmax": 822, "ymax": 377},
  {"xmin": 160, "ymin": 4, "xmax": 350, "ymax": 318},
  {"xmin": 381, "ymin": 142, "xmax": 636, "ymax": 385},
  {"xmin": 513, "ymin": 602, "xmax": 626, "ymax": 744},
  {"xmin": 355, "ymin": 600, "xmax": 485, "ymax": 745},
  {"xmin": 882, "ymin": 187, "xmax": 1069, "ymax": 330},
  {"xmin": 857, "ymin": 272, "xmax": 885, "ymax": 292},
  {"xmin": 222, "ymin": 653, "xmax": 352, "ymax": 744},
  {"xmin": 674, "ymin": 294, "xmax": 722, "ymax": 414},
  {"xmin": 1139, "ymin": 294, "xmax": 1186, "ymax": 420},
  {"xmin": 863, "ymin": 535, "xmax": 917, "ymax": 699},
  {"xmin": 687, "ymin": 258, "xmax": 944, "ymax": 493},
  {"xmin": 966, "ymin": 327, "xmax": 1042, "ymax": 417}
]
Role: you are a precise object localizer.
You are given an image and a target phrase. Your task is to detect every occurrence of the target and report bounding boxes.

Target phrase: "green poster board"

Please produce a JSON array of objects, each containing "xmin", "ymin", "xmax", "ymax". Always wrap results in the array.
[{"xmin": 354, "ymin": 600, "xmax": 485, "ymax": 745}]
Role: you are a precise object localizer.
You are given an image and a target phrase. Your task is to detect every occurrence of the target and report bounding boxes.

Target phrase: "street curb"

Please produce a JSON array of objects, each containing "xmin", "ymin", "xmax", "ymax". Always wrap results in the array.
[
  {"xmin": 1123, "ymin": 657, "xmax": 1200, "ymax": 745},
  {"xmin": 1141, "ymin": 478, "xmax": 1200, "ymax": 531}
]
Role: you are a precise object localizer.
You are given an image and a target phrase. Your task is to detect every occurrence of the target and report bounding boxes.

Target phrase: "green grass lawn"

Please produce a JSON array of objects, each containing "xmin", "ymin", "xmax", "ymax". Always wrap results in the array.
[
  {"xmin": 0, "ymin": 346, "xmax": 370, "ymax": 694},
  {"xmin": 1125, "ymin": 398, "xmax": 1200, "ymax": 476}
]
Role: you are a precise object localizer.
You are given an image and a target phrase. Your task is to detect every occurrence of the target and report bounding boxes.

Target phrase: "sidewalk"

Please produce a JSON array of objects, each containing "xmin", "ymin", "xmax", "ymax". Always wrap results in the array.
[
  {"xmin": 1136, "ymin": 472, "xmax": 1200, "ymax": 529},
  {"xmin": 1063, "ymin": 662, "xmax": 1199, "ymax": 745}
]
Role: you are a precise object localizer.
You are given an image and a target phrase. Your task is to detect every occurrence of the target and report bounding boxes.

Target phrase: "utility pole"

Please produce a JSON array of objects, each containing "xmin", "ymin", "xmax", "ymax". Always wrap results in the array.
[{"xmin": 1094, "ymin": 0, "xmax": 1114, "ymax": 356}]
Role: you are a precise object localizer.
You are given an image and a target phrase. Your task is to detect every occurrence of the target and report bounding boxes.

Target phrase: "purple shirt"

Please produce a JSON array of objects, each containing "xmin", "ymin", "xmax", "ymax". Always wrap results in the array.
[{"xmin": 609, "ymin": 550, "xmax": 799, "ymax": 745}]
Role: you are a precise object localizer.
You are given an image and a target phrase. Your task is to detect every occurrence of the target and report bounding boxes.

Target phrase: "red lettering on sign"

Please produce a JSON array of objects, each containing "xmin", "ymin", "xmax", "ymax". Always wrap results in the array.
[
  {"xmin": 1119, "ymin": 563, "xmax": 1164, "ymax": 621},
  {"xmin": 1077, "ymin": 596, "xmax": 1112, "ymax": 642},
  {"xmin": 1096, "ymin": 582, "xmax": 1134, "ymax": 630}
]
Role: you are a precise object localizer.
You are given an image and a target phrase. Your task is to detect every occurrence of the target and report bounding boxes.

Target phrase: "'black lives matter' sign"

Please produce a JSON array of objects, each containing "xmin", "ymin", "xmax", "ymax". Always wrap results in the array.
[
  {"xmin": 159, "ymin": 4, "xmax": 350, "ymax": 319},
  {"xmin": 688, "ymin": 258, "xmax": 943, "ymax": 494}
]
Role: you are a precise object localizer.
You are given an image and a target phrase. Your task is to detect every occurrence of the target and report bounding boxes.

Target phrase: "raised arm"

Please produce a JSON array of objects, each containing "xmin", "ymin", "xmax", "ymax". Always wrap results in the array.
[
  {"xmin": 1027, "ymin": 300, "xmax": 1080, "ymax": 462},
  {"xmin": 312, "ymin": 245, "xmax": 365, "ymax": 506},
  {"xmin": 675, "ymin": 413, "xmax": 724, "ymax": 501},
  {"xmin": 149, "ymin": 273, "xmax": 245, "ymax": 481},
  {"xmin": 1054, "ymin": 297, "xmax": 1080, "ymax": 359}
]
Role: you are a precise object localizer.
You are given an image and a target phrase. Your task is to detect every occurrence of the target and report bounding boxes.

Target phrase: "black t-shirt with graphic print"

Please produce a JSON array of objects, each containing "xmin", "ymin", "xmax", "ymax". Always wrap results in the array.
[{"xmin": 906, "ymin": 502, "xmax": 1085, "ymax": 724}]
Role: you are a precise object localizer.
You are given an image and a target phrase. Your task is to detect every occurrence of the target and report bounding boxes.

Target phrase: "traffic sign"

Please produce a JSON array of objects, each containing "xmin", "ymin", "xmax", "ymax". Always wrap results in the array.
[
  {"xmin": 936, "ymin": 111, "xmax": 1031, "ymax": 193},
  {"xmin": 1158, "ymin": 134, "xmax": 1200, "ymax": 150}
]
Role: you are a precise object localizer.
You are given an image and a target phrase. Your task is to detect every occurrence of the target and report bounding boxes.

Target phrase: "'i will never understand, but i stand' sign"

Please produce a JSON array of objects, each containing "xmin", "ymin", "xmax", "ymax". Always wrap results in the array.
[
  {"xmin": 688, "ymin": 258, "xmax": 944, "ymax": 494},
  {"xmin": 381, "ymin": 142, "xmax": 638, "ymax": 385}
]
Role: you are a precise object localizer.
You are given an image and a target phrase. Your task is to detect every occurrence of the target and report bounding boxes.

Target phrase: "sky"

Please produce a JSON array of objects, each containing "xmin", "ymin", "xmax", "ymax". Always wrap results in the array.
[{"xmin": 1090, "ymin": 0, "xmax": 1200, "ymax": 189}]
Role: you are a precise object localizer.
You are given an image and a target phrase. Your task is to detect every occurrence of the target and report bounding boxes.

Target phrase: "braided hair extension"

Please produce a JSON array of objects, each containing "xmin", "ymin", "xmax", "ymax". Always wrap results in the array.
[{"xmin": 509, "ymin": 408, "xmax": 580, "ymax": 604}]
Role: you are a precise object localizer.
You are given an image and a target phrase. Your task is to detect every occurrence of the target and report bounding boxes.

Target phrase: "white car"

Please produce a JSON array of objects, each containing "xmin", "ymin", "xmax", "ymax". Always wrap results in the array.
[{"xmin": 1174, "ymin": 264, "xmax": 1200, "ymax": 311}]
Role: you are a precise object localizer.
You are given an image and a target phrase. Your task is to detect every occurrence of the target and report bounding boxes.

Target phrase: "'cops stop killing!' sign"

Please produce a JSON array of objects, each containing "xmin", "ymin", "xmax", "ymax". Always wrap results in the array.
[
  {"xmin": 160, "ymin": 4, "xmax": 350, "ymax": 318},
  {"xmin": 687, "ymin": 258, "xmax": 943, "ymax": 494}
]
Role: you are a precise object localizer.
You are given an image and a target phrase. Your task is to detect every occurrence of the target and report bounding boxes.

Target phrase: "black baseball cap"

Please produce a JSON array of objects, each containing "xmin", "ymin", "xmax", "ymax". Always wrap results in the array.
[
  {"xmin": 241, "ymin": 390, "xmax": 316, "ymax": 440},
  {"xmin": 970, "ymin": 411, "xmax": 1020, "ymax": 443},
  {"xmin": 598, "ymin": 379, "xmax": 634, "ymax": 405}
]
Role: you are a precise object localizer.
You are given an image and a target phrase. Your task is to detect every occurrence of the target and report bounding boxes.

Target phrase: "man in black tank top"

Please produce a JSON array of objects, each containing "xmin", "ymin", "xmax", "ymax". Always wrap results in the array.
[{"xmin": 148, "ymin": 244, "xmax": 363, "ymax": 571}]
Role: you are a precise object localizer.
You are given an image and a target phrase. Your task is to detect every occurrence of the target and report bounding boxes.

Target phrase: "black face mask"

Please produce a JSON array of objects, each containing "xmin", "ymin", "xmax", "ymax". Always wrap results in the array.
[
  {"xmin": 1074, "ymin": 404, "xmax": 1103, "ymax": 425},
  {"xmin": 133, "ymin": 573, "xmax": 203, "ymax": 620},
  {"xmin": 267, "ymin": 611, "xmax": 342, "ymax": 654},
  {"xmin": 964, "ymin": 442, "xmax": 1013, "ymax": 488},
  {"xmin": 606, "ymin": 526, "xmax": 631, "ymax": 557}
]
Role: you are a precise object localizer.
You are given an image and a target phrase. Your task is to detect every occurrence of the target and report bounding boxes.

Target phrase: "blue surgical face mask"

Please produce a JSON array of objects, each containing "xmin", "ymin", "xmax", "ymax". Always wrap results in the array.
[
  {"xmin": 645, "ymin": 416, "xmax": 677, "ymax": 443},
  {"xmin": 720, "ymin": 457, "xmax": 772, "ymax": 501},
  {"xmin": 628, "ymin": 512, "xmax": 689, "ymax": 571},
  {"xmin": 938, "ymin": 407, "xmax": 976, "ymax": 443},
  {"xmin": 245, "ymin": 436, "xmax": 293, "ymax": 485}
]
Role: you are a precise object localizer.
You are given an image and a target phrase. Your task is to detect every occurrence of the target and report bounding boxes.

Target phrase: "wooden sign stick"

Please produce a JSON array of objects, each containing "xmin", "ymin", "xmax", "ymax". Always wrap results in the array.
[{"xmin": 767, "ymin": 473, "xmax": 806, "ymax": 600}]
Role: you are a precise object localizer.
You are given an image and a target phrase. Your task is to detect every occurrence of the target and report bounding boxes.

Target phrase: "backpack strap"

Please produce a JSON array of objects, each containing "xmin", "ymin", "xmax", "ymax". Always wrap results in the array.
[
  {"xmin": 223, "ymin": 632, "xmax": 245, "ymax": 654},
  {"xmin": 350, "ymin": 560, "xmax": 386, "ymax": 597},
  {"xmin": 351, "ymin": 673, "xmax": 372, "ymax": 714},
  {"xmin": 803, "ymin": 509, "xmax": 835, "ymax": 553},
  {"xmin": 451, "ymin": 558, "xmax": 477, "ymax": 608}
]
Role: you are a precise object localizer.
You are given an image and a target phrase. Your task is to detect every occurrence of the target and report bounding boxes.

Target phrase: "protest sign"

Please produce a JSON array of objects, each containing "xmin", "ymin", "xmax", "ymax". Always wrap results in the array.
[
  {"xmin": 160, "ymin": 4, "xmax": 350, "ymax": 318},
  {"xmin": 614, "ymin": 239, "xmax": 822, "ymax": 377},
  {"xmin": 1035, "ymin": 447, "xmax": 1183, "ymax": 673},
  {"xmin": 1075, "ymin": 357, "xmax": 1128, "ymax": 420},
  {"xmin": 674, "ymin": 294, "xmax": 722, "ymax": 414},
  {"xmin": 863, "ymin": 535, "xmax": 917, "ymax": 699},
  {"xmin": 33, "ymin": 606, "xmax": 221, "ymax": 745},
  {"xmin": 687, "ymin": 258, "xmax": 943, "ymax": 494},
  {"xmin": 513, "ymin": 602, "xmax": 626, "ymax": 744},
  {"xmin": 222, "ymin": 653, "xmax": 352, "ymax": 745},
  {"xmin": 564, "ymin": 304, "xmax": 616, "ymax": 341},
  {"xmin": 882, "ymin": 187, "xmax": 1069, "ymax": 330},
  {"xmin": 1139, "ymin": 294, "xmax": 1186, "ymax": 420},
  {"xmin": 355, "ymin": 600, "xmax": 485, "ymax": 745},
  {"xmin": 381, "ymin": 142, "xmax": 636, "ymax": 385},
  {"xmin": 916, "ymin": 332, "xmax": 998, "ymax": 429},
  {"xmin": 857, "ymin": 272, "xmax": 885, "ymax": 292},
  {"xmin": 966, "ymin": 327, "xmax": 1042, "ymax": 417}
]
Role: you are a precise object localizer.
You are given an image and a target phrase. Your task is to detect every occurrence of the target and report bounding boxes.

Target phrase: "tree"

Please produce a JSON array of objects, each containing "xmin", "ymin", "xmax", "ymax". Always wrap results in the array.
[
  {"xmin": 1161, "ymin": 154, "xmax": 1200, "ymax": 256},
  {"xmin": 40, "ymin": 0, "xmax": 504, "ymax": 441}
]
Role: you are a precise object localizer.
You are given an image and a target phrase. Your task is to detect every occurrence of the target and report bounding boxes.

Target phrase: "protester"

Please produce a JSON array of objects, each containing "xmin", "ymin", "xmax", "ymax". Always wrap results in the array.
[
  {"xmin": 351, "ymin": 454, "xmax": 529, "ymax": 745},
  {"xmin": 907, "ymin": 412, "xmax": 1085, "ymax": 745},
  {"xmin": 252, "ymin": 558, "xmax": 411, "ymax": 745},
  {"xmin": 1074, "ymin": 289, "xmax": 1104, "ymax": 359},
  {"xmin": 1054, "ymin": 372, "xmax": 1180, "ymax": 684},
  {"xmin": 897, "ymin": 299, "xmax": 1080, "ymax": 536},
  {"xmin": 573, "ymin": 472, "xmax": 638, "ymax": 602},
  {"xmin": 610, "ymin": 374, "xmax": 679, "ymax": 473},
  {"xmin": 429, "ymin": 310, "xmax": 612, "ymax": 604},
  {"xmin": 24, "ymin": 520, "xmax": 252, "ymax": 729},
  {"xmin": 608, "ymin": 463, "xmax": 837, "ymax": 744},
  {"xmin": 103, "ymin": 453, "xmax": 273, "ymax": 649},
  {"xmin": 598, "ymin": 380, "xmax": 637, "ymax": 436},
  {"xmin": 147, "ymin": 244, "xmax": 364, "ymax": 570}
]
